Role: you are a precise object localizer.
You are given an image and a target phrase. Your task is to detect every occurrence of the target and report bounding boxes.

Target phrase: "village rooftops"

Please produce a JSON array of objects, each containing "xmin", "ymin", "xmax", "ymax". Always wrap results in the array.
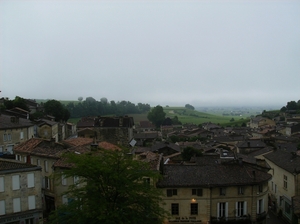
[
  {"xmin": 264, "ymin": 149, "xmax": 300, "ymax": 174},
  {"xmin": 13, "ymin": 138, "xmax": 66, "ymax": 159},
  {"xmin": 157, "ymin": 160, "xmax": 272, "ymax": 188}
]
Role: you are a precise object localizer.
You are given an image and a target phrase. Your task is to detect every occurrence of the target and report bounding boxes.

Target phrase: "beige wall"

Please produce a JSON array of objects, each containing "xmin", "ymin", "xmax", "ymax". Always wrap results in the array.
[
  {"xmin": 0, "ymin": 126, "xmax": 34, "ymax": 153},
  {"xmin": 161, "ymin": 183, "xmax": 269, "ymax": 223},
  {"xmin": 0, "ymin": 168, "xmax": 42, "ymax": 216}
]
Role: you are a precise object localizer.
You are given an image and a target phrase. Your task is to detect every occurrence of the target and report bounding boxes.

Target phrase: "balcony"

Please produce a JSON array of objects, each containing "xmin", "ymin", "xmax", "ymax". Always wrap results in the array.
[
  {"xmin": 256, "ymin": 211, "xmax": 267, "ymax": 222},
  {"xmin": 210, "ymin": 216, "xmax": 251, "ymax": 224}
]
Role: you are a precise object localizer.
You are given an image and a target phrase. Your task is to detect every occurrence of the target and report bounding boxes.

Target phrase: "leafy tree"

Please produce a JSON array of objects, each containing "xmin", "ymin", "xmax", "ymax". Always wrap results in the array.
[
  {"xmin": 185, "ymin": 104, "xmax": 195, "ymax": 110},
  {"xmin": 181, "ymin": 147, "xmax": 203, "ymax": 161},
  {"xmin": 100, "ymin": 97, "xmax": 108, "ymax": 104},
  {"xmin": 147, "ymin": 105, "xmax": 166, "ymax": 128},
  {"xmin": 49, "ymin": 149, "xmax": 167, "ymax": 224},
  {"xmin": 44, "ymin": 100, "xmax": 70, "ymax": 122},
  {"xmin": 286, "ymin": 101, "xmax": 298, "ymax": 110},
  {"xmin": 172, "ymin": 116, "xmax": 182, "ymax": 125},
  {"xmin": 3, "ymin": 96, "xmax": 29, "ymax": 111}
]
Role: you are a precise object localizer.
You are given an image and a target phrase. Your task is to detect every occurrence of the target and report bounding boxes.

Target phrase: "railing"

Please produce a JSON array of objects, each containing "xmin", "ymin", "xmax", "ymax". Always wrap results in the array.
[
  {"xmin": 210, "ymin": 215, "xmax": 251, "ymax": 224},
  {"xmin": 256, "ymin": 211, "xmax": 267, "ymax": 221}
]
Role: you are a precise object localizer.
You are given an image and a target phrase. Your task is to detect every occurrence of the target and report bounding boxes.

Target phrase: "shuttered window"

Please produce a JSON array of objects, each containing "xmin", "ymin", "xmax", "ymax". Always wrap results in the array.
[
  {"xmin": 27, "ymin": 173, "xmax": 34, "ymax": 188},
  {"xmin": 12, "ymin": 175, "xmax": 20, "ymax": 190},
  {"xmin": 13, "ymin": 198, "xmax": 21, "ymax": 213},
  {"xmin": 28, "ymin": 195, "xmax": 36, "ymax": 210}
]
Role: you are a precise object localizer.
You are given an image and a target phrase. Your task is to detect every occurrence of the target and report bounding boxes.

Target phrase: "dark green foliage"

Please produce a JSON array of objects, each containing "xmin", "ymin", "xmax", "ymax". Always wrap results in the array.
[
  {"xmin": 66, "ymin": 99, "xmax": 150, "ymax": 118},
  {"xmin": 147, "ymin": 105, "xmax": 166, "ymax": 128},
  {"xmin": 181, "ymin": 147, "xmax": 203, "ymax": 161},
  {"xmin": 49, "ymin": 149, "xmax": 167, "ymax": 224},
  {"xmin": 185, "ymin": 104, "xmax": 195, "ymax": 110},
  {"xmin": 44, "ymin": 100, "xmax": 70, "ymax": 122},
  {"xmin": 3, "ymin": 96, "xmax": 29, "ymax": 111}
]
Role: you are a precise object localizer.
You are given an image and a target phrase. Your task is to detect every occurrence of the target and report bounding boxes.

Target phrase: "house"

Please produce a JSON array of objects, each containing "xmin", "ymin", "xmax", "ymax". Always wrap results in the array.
[
  {"xmin": 150, "ymin": 142, "xmax": 181, "ymax": 156},
  {"xmin": 264, "ymin": 149, "xmax": 300, "ymax": 224},
  {"xmin": 157, "ymin": 155, "xmax": 272, "ymax": 224},
  {"xmin": 249, "ymin": 116, "xmax": 276, "ymax": 129},
  {"xmin": 35, "ymin": 119, "xmax": 59, "ymax": 142},
  {"xmin": 77, "ymin": 116, "xmax": 135, "ymax": 146},
  {"xmin": 0, "ymin": 114, "xmax": 35, "ymax": 154},
  {"xmin": 13, "ymin": 138, "xmax": 67, "ymax": 217},
  {"xmin": 236, "ymin": 139, "xmax": 267, "ymax": 154},
  {"xmin": 136, "ymin": 120, "xmax": 156, "ymax": 132},
  {"xmin": 0, "ymin": 158, "xmax": 43, "ymax": 224}
]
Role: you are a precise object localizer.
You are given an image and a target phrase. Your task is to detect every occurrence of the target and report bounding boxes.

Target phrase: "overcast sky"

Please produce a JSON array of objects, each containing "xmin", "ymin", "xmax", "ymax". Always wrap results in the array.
[{"xmin": 1, "ymin": 0, "xmax": 299, "ymax": 108}]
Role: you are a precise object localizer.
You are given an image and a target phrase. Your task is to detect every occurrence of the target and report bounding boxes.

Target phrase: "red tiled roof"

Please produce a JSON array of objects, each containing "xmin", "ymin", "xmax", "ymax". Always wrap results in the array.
[{"xmin": 64, "ymin": 137, "xmax": 94, "ymax": 147}]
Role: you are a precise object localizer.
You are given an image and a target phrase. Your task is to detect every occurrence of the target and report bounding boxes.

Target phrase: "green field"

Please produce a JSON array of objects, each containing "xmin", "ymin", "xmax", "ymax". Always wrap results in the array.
[
  {"xmin": 67, "ymin": 107, "xmax": 250, "ymax": 126},
  {"xmin": 35, "ymin": 99, "xmax": 251, "ymax": 126}
]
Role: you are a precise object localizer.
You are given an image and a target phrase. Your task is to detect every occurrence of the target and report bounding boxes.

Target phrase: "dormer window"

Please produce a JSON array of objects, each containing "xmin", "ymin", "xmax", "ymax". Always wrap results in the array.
[
  {"xmin": 167, "ymin": 189, "xmax": 177, "ymax": 197},
  {"xmin": 220, "ymin": 187, "xmax": 226, "ymax": 196},
  {"xmin": 238, "ymin": 186, "xmax": 244, "ymax": 195}
]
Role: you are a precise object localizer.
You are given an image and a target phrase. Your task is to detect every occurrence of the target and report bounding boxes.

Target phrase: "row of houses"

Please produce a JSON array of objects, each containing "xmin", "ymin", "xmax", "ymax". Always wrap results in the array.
[{"xmin": 1, "ymin": 110, "xmax": 300, "ymax": 224}]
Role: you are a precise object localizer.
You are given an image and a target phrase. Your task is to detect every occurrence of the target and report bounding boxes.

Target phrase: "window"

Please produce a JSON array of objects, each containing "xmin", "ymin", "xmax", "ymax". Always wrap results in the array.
[
  {"xmin": 3, "ymin": 134, "xmax": 7, "ymax": 142},
  {"xmin": 12, "ymin": 175, "xmax": 20, "ymax": 190},
  {"xmin": 24, "ymin": 156, "xmax": 27, "ymax": 163},
  {"xmin": 16, "ymin": 154, "xmax": 21, "ymax": 161},
  {"xmin": 285, "ymin": 201, "xmax": 291, "ymax": 214},
  {"xmin": 190, "ymin": 203, "xmax": 198, "ymax": 215},
  {"xmin": 0, "ymin": 177, "xmax": 4, "ymax": 192},
  {"xmin": 284, "ymin": 175, "xmax": 288, "ymax": 189},
  {"xmin": 192, "ymin": 188, "xmax": 203, "ymax": 196},
  {"xmin": 62, "ymin": 174, "xmax": 67, "ymax": 186},
  {"xmin": 220, "ymin": 187, "xmax": 226, "ymax": 196},
  {"xmin": 28, "ymin": 195, "xmax": 36, "ymax": 210},
  {"xmin": 275, "ymin": 184, "xmax": 277, "ymax": 193},
  {"xmin": 167, "ymin": 189, "xmax": 177, "ymax": 197},
  {"xmin": 44, "ymin": 160, "xmax": 48, "ymax": 172},
  {"xmin": 257, "ymin": 199, "xmax": 264, "ymax": 214},
  {"xmin": 27, "ymin": 173, "xmax": 34, "ymax": 188},
  {"xmin": 74, "ymin": 176, "xmax": 80, "ymax": 185},
  {"xmin": 13, "ymin": 198, "xmax": 21, "ymax": 213},
  {"xmin": 3, "ymin": 134, "xmax": 11, "ymax": 141},
  {"xmin": 62, "ymin": 195, "xmax": 68, "ymax": 204},
  {"xmin": 171, "ymin": 203, "xmax": 179, "ymax": 215},
  {"xmin": 20, "ymin": 132, "xmax": 24, "ymax": 140},
  {"xmin": 238, "ymin": 186, "xmax": 244, "ymax": 195},
  {"xmin": 218, "ymin": 202, "xmax": 228, "ymax": 218},
  {"xmin": 43, "ymin": 176, "xmax": 50, "ymax": 189},
  {"xmin": 271, "ymin": 181, "xmax": 274, "ymax": 191},
  {"xmin": 258, "ymin": 184, "xmax": 263, "ymax": 193},
  {"xmin": 0, "ymin": 200, "xmax": 5, "ymax": 215},
  {"xmin": 236, "ymin": 201, "xmax": 247, "ymax": 217},
  {"xmin": 37, "ymin": 159, "xmax": 41, "ymax": 166}
]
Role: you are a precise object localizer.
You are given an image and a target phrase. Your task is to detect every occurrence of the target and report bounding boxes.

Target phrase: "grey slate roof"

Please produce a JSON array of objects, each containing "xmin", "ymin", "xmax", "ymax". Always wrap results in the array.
[
  {"xmin": 157, "ymin": 159, "xmax": 271, "ymax": 188},
  {"xmin": 264, "ymin": 149, "xmax": 300, "ymax": 174},
  {"xmin": 0, "ymin": 114, "xmax": 34, "ymax": 130},
  {"xmin": 0, "ymin": 158, "xmax": 41, "ymax": 173}
]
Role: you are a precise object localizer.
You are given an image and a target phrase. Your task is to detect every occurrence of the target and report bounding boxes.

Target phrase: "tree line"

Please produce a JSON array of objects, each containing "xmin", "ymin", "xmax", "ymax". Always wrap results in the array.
[{"xmin": 66, "ymin": 97, "xmax": 151, "ymax": 118}]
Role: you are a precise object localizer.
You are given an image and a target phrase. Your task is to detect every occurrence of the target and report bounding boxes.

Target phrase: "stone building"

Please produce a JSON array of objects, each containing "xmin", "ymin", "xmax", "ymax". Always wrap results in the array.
[
  {"xmin": 0, "ymin": 158, "xmax": 43, "ymax": 224},
  {"xmin": 0, "ymin": 114, "xmax": 35, "ymax": 154},
  {"xmin": 157, "ymin": 155, "xmax": 272, "ymax": 224}
]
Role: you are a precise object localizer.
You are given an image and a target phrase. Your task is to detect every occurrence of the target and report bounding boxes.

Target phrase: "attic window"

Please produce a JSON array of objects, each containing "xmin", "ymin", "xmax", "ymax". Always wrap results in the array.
[
  {"xmin": 192, "ymin": 188, "xmax": 203, "ymax": 196},
  {"xmin": 167, "ymin": 189, "xmax": 177, "ymax": 197},
  {"xmin": 220, "ymin": 187, "xmax": 226, "ymax": 196}
]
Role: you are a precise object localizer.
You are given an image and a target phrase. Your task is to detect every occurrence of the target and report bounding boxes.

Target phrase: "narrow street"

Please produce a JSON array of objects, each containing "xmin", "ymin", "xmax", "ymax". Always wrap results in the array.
[{"xmin": 267, "ymin": 211, "xmax": 289, "ymax": 224}]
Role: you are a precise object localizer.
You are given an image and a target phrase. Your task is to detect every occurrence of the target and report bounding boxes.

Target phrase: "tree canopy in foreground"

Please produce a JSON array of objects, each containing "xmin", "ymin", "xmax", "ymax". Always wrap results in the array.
[{"xmin": 49, "ymin": 148, "xmax": 167, "ymax": 224}]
